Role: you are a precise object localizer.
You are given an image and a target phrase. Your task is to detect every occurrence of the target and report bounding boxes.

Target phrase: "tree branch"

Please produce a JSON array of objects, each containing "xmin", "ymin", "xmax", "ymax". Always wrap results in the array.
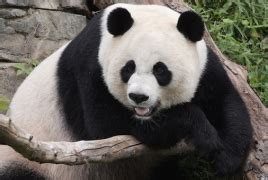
[{"xmin": 0, "ymin": 114, "xmax": 193, "ymax": 165}]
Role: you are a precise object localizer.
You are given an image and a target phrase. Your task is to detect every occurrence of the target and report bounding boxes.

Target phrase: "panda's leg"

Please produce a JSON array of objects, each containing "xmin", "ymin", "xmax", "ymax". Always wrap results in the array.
[
  {"xmin": 190, "ymin": 92, "xmax": 252, "ymax": 175},
  {"xmin": 208, "ymin": 91, "xmax": 252, "ymax": 176},
  {"xmin": 188, "ymin": 105, "xmax": 223, "ymax": 157}
]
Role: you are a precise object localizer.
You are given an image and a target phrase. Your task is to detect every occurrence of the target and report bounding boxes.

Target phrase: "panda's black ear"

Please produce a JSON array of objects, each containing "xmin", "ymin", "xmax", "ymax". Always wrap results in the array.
[
  {"xmin": 177, "ymin": 11, "xmax": 204, "ymax": 42},
  {"xmin": 107, "ymin": 8, "xmax": 134, "ymax": 36}
]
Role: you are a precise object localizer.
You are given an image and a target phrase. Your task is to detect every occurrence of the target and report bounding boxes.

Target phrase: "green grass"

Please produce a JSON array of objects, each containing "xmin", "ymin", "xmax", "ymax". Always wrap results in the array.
[{"xmin": 186, "ymin": 0, "xmax": 268, "ymax": 106}]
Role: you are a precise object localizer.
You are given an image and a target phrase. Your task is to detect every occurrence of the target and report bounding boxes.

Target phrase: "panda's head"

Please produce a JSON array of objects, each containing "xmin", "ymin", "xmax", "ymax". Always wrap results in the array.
[{"xmin": 99, "ymin": 4, "xmax": 208, "ymax": 120}]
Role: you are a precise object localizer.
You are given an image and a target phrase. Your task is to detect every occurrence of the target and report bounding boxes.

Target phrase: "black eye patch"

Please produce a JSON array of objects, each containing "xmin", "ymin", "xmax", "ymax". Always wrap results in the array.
[
  {"xmin": 120, "ymin": 60, "xmax": 136, "ymax": 83},
  {"xmin": 153, "ymin": 62, "xmax": 172, "ymax": 86}
]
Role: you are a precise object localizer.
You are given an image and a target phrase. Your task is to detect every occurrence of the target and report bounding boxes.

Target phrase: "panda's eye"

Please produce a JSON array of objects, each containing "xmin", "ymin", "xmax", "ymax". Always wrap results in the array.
[
  {"xmin": 153, "ymin": 62, "xmax": 167, "ymax": 75},
  {"xmin": 153, "ymin": 65, "xmax": 165, "ymax": 75},
  {"xmin": 153, "ymin": 62, "xmax": 172, "ymax": 86},
  {"xmin": 120, "ymin": 60, "xmax": 136, "ymax": 83},
  {"xmin": 125, "ymin": 61, "xmax": 135, "ymax": 74}
]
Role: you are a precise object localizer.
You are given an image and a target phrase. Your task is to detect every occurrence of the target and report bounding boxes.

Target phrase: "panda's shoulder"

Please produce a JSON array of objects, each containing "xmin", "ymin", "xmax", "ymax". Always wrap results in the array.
[
  {"xmin": 205, "ymin": 48, "xmax": 227, "ymax": 76},
  {"xmin": 58, "ymin": 11, "xmax": 104, "ymax": 73},
  {"xmin": 193, "ymin": 47, "xmax": 234, "ymax": 102}
]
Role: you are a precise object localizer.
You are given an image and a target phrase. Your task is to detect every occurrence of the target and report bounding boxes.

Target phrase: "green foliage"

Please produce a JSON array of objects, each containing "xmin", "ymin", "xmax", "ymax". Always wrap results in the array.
[
  {"xmin": 186, "ymin": 0, "xmax": 268, "ymax": 106},
  {"xmin": 0, "ymin": 96, "xmax": 10, "ymax": 112},
  {"xmin": 13, "ymin": 59, "xmax": 39, "ymax": 76}
]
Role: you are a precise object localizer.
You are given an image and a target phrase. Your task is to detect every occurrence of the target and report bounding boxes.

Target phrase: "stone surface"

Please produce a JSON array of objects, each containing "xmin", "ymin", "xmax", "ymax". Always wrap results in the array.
[
  {"xmin": 1, "ymin": 0, "xmax": 58, "ymax": 9},
  {"xmin": 0, "ymin": 9, "xmax": 27, "ymax": 18},
  {"xmin": 60, "ymin": 0, "xmax": 86, "ymax": 9},
  {"xmin": 0, "ymin": 18, "xmax": 16, "ymax": 34},
  {"xmin": 0, "ymin": 34, "xmax": 27, "ymax": 62},
  {"xmin": 0, "ymin": 1, "xmax": 89, "ymax": 101},
  {"xmin": 29, "ymin": 0, "xmax": 60, "ymax": 9},
  {"xmin": 0, "ymin": 8, "xmax": 87, "ymax": 62},
  {"xmin": 4, "ymin": 0, "xmax": 29, "ymax": 6},
  {"xmin": 0, "ymin": 0, "xmax": 86, "ymax": 10}
]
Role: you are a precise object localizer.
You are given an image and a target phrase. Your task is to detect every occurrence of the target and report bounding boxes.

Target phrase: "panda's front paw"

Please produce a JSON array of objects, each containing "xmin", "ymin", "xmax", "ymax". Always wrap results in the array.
[
  {"xmin": 131, "ymin": 104, "xmax": 192, "ymax": 148},
  {"xmin": 189, "ymin": 105, "xmax": 223, "ymax": 155},
  {"xmin": 131, "ymin": 122, "xmax": 179, "ymax": 148},
  {"xmin": 131, "ymin": 117, "xmax": 186, "ymax": 148}
]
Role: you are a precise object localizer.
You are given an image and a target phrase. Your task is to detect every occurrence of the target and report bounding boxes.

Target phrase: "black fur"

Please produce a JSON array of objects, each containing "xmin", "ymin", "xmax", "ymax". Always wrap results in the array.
[
  {"xmin": 120, "ymin": 60, "xmax": 136, "ymax": 83},
  {"xmin": 58, "ymin": 11, "xmax": 132, "ymax": 140},
  {"xmin": 177, "ymin": 11, "xmax": 204, "ymax": 42},
  {"xmin": 57, "ymin": 9, "xmax": 252, "ymax": 178},
  {"xmin": 107, "ymin": 8, "xmax": 134, "ymax": 36},
  {"xmin": 150, "ymin": 156, "xmax": 182, "ymax": 180},
  {"xmin": 153, "ymin": 62, "xmax": 172, "ymax": 86}
]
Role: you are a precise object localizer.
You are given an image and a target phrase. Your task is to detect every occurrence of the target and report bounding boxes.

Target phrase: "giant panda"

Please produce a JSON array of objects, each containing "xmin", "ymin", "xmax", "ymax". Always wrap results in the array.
[{"xmin": 0, "ymin": 3, "xmax": 252, "ymax": 180}]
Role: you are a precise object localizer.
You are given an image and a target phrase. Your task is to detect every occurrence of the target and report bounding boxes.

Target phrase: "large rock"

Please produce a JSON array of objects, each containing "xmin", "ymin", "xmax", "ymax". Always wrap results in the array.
[
  {"xmin": 0, "ymin": 18, "xmax": 16, "ymax": 33},
  {"xmin": 0, "ymin": 8, "xmax": 87, "ymax": 62},
  {"xmin": 60, "ymin": 0, "xmax": 85, "ymax": 9},
  {"xmin": 0, "ymin": 33, "xmax": 26, "ymax": 62},
  {"xmin": 0, "ymin": 9, "xmax": 27, "ymax": 18}
]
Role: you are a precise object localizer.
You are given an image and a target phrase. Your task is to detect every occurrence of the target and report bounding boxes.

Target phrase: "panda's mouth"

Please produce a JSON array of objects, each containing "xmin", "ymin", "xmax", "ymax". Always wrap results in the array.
[
  {"xmin": 133, "ymin": 102, "xmax": 160, "ymax": 119},
  {"xmin": 134, "ymin": 107, "xmax": 153, "ymax": 117}
]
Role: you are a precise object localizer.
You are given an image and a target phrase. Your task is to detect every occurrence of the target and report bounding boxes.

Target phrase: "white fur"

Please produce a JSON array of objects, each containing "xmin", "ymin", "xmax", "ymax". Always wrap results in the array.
[
  {"xmin": 8, "ymin": 42, "xmax": 71, "ymax": 141},
  {"xmin": 98, "ymin": 4, "xmax": 208, "ymax": 110}
]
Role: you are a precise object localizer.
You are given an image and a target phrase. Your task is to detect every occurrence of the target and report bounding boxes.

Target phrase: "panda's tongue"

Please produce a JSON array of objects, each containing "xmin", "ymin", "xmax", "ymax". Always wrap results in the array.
[{"xmin": 134, "ymin": 107, "xmax": 150, "ymax": 116}]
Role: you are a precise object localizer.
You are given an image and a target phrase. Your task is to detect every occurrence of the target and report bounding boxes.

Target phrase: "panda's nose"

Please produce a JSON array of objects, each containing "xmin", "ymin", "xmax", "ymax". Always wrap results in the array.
[{"xmin": 128, "ymin": 93, "xmax": 149, "ymax": 104}]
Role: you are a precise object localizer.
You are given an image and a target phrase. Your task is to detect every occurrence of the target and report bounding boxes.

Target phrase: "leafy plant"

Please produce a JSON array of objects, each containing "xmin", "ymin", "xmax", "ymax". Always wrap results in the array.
[{"xmin": 13, "ymin": 59, "xmax": 39, "ymax": 76}]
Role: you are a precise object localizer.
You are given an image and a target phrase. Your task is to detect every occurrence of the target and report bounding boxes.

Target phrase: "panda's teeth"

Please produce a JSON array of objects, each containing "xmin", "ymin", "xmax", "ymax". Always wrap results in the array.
[{"xmin": 134, "ymin": 107, "xmax": 150, "ymax": 116}]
